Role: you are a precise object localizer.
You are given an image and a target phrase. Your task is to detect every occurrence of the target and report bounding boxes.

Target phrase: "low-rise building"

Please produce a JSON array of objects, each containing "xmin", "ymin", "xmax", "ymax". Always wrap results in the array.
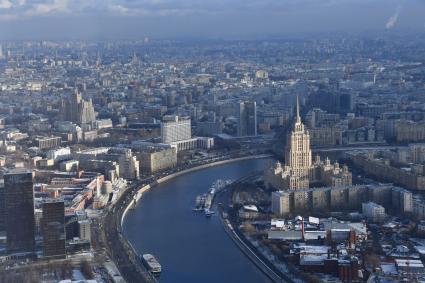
[
  {"xmin": 271, "ymin": 184, "xmax": 411, "ymax": 217},
  {"xmin": 36, "ymin": 136, "xmax": 62, "ymax": 150}
]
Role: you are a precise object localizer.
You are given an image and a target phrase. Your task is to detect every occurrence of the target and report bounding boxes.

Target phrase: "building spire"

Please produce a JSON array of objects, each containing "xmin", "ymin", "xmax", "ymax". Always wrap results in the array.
[{"xmin": 296, "ymin": 95, "xmax": 301, "ymax": 123}]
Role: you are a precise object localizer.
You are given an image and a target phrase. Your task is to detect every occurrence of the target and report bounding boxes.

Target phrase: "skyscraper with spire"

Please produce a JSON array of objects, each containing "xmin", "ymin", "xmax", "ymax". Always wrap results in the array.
[
  {"xmin": 264, "ymin": 96, "xmax": 352, "ymax": 191},
  {"xmin": 284, "ymin": 96, "xmax": 312, "ymax": 189}
]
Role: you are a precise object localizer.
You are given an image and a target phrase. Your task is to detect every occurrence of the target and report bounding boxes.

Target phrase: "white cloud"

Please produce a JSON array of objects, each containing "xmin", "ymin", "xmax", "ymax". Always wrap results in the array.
[
  {"xmin": 26, "ymin": 0, "xmax": 69, "ymax": 16},
  {"xmin": 0, "ymin": 0, "xmax": 13, "ymax": 9},
  {"xmin": 108, "ymin": 4, "xmax": 129, "ymax": 15}
]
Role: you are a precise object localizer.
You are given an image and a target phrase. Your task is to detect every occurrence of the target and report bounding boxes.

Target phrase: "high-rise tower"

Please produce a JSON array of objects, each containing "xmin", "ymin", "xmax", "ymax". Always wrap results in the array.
[
  {"xmin": 284, "ymin": 96, "xmax": 312, "ymax": 189},
  {"xmin": 42, "ymin": 200, "xmax": 66, "ymax": 258},
  {"xmin": 265, "ymin": 96, "xmax": 353, "ymax": 197},
  {"xmin": 4, "ymin": 170, "xmax": 35, "ymax": 254},
  {"xmin": 62, "ymin": 91, "xmax": 95, "ymax": 125},
  {"xmin": 68, "ymin": 91, "xmax": 82, "ymax": 123},
  {"xmin": 238, "ymin": 101, "xmax": 257, "ymax": 137}
]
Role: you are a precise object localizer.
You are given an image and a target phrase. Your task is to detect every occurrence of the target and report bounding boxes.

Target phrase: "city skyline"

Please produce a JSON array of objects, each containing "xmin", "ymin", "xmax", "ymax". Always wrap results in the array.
[{"xmin": 2, "ymin": 1, "xmax": 425, "ymax": 281}]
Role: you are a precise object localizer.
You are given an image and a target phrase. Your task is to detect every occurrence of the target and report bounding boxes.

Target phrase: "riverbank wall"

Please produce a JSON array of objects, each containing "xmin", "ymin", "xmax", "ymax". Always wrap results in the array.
[{"xmin": 120, "ymin": 154, "xmax": 272, "ymax": 227}]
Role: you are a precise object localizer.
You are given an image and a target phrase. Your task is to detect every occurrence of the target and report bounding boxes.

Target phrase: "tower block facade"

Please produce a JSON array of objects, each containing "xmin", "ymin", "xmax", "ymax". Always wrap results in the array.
[{"xmin": 285, "ymin": 97, "xmax": 312, "ymax": 189}]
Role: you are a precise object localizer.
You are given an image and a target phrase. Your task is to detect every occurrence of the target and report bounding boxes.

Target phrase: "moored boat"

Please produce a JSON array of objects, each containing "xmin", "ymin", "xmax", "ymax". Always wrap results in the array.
[{"xmin": 142, "ymin": 253, "xmax": 162, "ymax": 274}]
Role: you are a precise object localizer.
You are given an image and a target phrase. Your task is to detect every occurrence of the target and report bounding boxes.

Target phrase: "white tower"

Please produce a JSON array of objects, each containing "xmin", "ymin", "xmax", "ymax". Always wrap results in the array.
[{"xmin": 284, "ymin": 96, "xmax": 312, "ymax": 189}]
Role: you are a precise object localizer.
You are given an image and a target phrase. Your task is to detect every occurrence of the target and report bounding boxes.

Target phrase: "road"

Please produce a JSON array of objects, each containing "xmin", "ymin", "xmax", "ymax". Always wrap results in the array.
[{"xmin": 313, "ymin": 144, "xmax": 401, "ymax": 152}]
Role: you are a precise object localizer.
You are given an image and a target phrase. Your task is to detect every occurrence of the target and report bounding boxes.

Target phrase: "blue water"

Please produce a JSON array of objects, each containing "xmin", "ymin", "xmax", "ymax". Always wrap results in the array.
[{"xmin": 122, "ymin": 158, "xmax": 273, "ymax": 283}]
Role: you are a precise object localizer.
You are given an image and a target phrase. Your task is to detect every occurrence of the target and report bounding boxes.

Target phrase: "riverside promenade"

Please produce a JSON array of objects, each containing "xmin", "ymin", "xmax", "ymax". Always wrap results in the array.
[{"xmin": 215, "ymin": 174, "xmax": 295, "ymax": 283}]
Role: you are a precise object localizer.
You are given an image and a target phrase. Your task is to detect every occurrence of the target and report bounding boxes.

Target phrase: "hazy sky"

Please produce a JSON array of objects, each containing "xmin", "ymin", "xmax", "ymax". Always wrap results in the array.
[{"xmin": 0, "ymin": 0, "xmax": 424, "ymax": 40}]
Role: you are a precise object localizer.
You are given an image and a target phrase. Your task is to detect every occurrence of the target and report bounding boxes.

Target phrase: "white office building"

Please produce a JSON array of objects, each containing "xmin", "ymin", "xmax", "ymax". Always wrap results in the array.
[
  {"xmin": 46, "ymin": 147, "xmax": 71, "ymax": 163},
  {"xmin": 161, "ymin": 116, "xmax": 191, "ymax": 143}
]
